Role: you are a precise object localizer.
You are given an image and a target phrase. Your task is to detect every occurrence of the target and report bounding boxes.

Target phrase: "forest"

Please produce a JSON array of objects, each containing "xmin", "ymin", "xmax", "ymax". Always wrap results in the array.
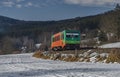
[{"xmin": 0, "ymin": 5, "xmax": 120, "ymax": 54}]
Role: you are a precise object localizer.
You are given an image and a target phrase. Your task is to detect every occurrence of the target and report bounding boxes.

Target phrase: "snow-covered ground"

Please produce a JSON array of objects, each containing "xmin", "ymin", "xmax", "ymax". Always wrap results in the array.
[
  {"xmin": 99, "ymin": 42, "xmax": 120, "ymax": 48},
  {"xmin": 0, "ymin": 53, "xmax": 120, "ymax": 77}
]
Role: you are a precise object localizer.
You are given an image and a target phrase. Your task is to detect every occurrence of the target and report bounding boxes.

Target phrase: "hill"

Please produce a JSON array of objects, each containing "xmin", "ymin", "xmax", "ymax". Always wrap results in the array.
[
  {"xmin": 0, "ymin": 8, "xmax": 120, "ymax": 54},
  {"xmin": 0, "ymin": 16, "xmax": 20, "ymax": 26}
]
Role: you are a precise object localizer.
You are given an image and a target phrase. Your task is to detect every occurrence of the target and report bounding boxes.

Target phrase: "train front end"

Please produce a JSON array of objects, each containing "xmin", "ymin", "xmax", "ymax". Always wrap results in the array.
[{"xmin": 63, "ymin": 30, "xmax": 80, "ymax": 50}]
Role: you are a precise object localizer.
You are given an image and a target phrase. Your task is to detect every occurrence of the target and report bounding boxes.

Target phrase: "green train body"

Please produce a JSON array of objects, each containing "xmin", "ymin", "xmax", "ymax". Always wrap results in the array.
[{"xmin": 51, "ymin": 30, "xmax": 80, "ymax": 50}]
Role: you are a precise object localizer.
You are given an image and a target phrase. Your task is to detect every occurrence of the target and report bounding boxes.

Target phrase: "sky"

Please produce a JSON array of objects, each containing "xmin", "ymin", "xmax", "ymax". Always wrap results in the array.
[{"xmin": 0, "ymin": 0, "xmax": 119, "ymax": 21}]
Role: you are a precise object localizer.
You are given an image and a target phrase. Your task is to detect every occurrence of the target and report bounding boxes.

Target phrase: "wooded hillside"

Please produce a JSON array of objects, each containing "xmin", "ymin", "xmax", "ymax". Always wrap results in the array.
[{"xmin": 0, "ymin": 5, "xmax": 120, "ymax": 54}]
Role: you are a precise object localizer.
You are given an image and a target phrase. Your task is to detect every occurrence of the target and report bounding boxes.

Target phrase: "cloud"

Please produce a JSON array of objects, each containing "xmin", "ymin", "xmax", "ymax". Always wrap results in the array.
[
  {"xmin": 25, "ymin": 2, "xmax": 40, "ymax": 8},
  {"xmin": 1, "ymin": 0, "xmax": 38, "ymax": 8},
  {"xmin": 2, "ymin": 1, "xmax": 15, "ymax": 7},
  {"xmin": 16, "ymin": 4, "xmax": 22, "ymax": 8},
  {"xmin": 25, "ymin": 2, "xmax": 33, "ymax": 7},
  {"xmin": 1, "ymin": 0, "xmax": 24, "ymax": 8},
  {"xmin": 16, "ymin": 0, "xmax": 25, "ymax": 3},
  {"xmin": 45, "ymin": 0, "xmax": 62, "ymax": 5},
  {"xmin": 0, "ymin": 0, "xmax": 62, "ymax": 8},
  {"xmin": 64, "ymin": 0, "xmax": 120, "ymax": 6}
]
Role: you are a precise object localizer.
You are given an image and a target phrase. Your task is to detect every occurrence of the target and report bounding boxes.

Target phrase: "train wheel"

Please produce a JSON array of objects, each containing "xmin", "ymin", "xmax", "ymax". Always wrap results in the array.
[
  {"xmin": 61, "ymin": 46, "xmax": 66, "ymax": 51},
  {"xmin": 52, "ymin": 47, "xmax": 58, "ymax": 51},
  {"xmin": 58, "ymin": 46, "xmax": 63, "ymax": 51}
]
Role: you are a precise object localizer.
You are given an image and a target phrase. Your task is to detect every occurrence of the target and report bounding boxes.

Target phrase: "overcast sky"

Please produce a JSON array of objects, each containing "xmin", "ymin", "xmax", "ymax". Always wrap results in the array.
[{"xmin": 0, "ymin": 0, "xmax": 118, "ymax": 21}]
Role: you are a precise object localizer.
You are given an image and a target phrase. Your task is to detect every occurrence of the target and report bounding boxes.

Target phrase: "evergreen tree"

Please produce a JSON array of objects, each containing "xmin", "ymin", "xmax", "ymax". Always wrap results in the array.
[
  {"xmin": 115, "ymin": 3, "xmax": 120, "ymax": 10},
  {"xmin": 98, "ymin": 31, "xmax": 107, "ymax": 42}
]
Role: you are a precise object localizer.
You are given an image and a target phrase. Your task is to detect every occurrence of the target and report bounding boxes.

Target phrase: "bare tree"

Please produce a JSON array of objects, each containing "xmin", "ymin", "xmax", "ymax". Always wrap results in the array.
[
  {"xmin": 1, "ymin": 36, "xmax": 14, "ymax": 54},
  {"xmin": 99, "ymin": 15, "xmax": 118, "ymax": 42}
]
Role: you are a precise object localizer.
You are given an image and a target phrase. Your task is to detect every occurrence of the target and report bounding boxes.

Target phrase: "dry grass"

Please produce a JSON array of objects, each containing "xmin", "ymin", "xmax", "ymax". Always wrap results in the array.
[
  {"xmin": 12, "ymin": 51, "xmax": 21, "ymax": 54},
  {"xmin": 106, "ymin": 49, "xmax": 120, "ymax": 63},
  {"xmin": 97, "ymin": 57, "xmax": 106, "ymax": 62},
  {"xmin": 33, "ymin": 49, "xmax": 120, "ymax": 63},
  {"xmin": 62, "ymin": 55, "xmax": 79, "ymax": 62},
  {"xmin": 32, "ymin": 51, "xmax": 44, "ymax": 58},
  {"xmin": 33, "ymin": 51, "xmax": 80, "ymax": 62}
]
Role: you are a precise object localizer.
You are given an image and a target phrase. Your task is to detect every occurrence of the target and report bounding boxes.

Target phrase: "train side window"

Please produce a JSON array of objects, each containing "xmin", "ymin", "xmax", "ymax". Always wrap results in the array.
[
  {"xmin": 74, "ymin": 35, "xmax": 79, "ymax": 38},
  {"xmin": 66, "ymin": 35, "xmax": 71, "ymax": 38},
  {"xmin": 53, "ymin": 35, "xmax": 60, "ymax": 42},
  {"xmin": 53, "ymin": 37, "xmax": 55, "ymax": 42},
  {"xmin": 54, "ymin": 36, "xmax": 57, "ymax": 42},
  {"xmin": 61, "ymin": 33, "xmax": 64, "ymax": 40},
  {"xmin": 56, "ymin": 35, "xmax": 60, "ymax": 41}
]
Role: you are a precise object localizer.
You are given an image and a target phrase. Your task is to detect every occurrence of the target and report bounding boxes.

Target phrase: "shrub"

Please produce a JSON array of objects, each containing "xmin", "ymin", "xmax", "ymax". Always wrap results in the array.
[
  {"xmin": 97, "ymin": 56, "xmax": 106, "ymax": 62},
  {"xmin": 62, "ymin": 55, "xmax": 79, "ymax": 62},
  {"xmin": 106, "ymin": 49, "xmax": 120, "ymax": 63},
  {"xmin": 32, "ymin": 51, "xmax": 44, "ymax": 58}
]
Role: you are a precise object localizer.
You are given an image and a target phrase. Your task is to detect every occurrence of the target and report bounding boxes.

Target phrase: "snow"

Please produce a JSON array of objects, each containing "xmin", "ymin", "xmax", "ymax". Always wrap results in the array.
[
  {"xmin": 90, "ymin": 56, "xmax": 96, "ymax": 63},
  {"xmin": 99, "ymin": 42, "xmax": 120, "ymax": 48},
  {"xmin": 0, "ymin": 53, "xmax": 120, "ymax": 77}
]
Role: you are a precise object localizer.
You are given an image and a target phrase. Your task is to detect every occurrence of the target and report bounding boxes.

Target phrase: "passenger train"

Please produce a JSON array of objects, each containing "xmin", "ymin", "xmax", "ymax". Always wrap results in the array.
[{"xmin": 51, "ymin": 30, "xmax": 80, "ymax": 51}]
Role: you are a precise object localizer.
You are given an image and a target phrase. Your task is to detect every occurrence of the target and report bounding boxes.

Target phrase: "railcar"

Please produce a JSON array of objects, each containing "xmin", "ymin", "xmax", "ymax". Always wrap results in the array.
[{"xmin": 51, "ymin": 30, "xmax": 80, "ymax": 51}]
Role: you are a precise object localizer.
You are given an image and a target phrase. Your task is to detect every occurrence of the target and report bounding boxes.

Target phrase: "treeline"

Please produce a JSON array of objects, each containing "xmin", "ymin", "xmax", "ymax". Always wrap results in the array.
[{"xmin": 0, "ymin": 5, "xmax": 120, "ymax": 54}]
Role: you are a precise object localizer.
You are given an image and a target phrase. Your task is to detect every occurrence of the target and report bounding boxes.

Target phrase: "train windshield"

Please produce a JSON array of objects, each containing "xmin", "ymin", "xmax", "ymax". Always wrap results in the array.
[{"xmin": 66, "ymin": 33, "xmax": 79, "ymax": 38}]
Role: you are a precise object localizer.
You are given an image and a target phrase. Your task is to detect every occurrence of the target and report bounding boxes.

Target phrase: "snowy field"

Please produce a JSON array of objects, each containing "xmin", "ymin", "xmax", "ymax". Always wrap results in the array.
[
  {"xmin": 0, "ymin": 53, "xmax": 120, "ymax": 77},
  {"xmin": 99, "ymin": 42, "xmax": 120, "ymax": 48}
]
